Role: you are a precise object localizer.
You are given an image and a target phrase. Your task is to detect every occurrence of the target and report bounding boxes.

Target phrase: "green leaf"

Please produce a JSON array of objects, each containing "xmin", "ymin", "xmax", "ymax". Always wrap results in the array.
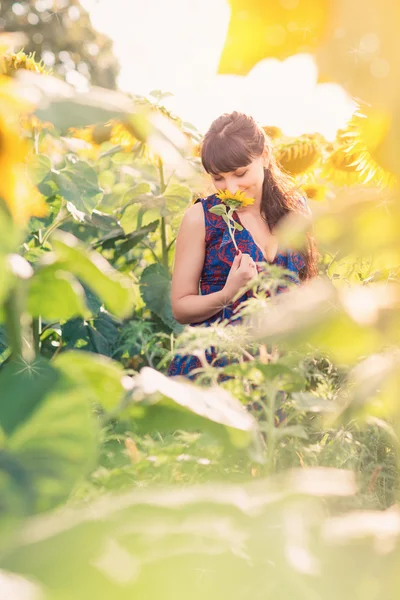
[
  {"xmin": 140, "ymin": 208, "xmax": 161, "ymax": 228},
  {"xmin": 118, "ymin": 221, "xmax": 160, "ymax": 255},
  {"xmin": 162, "ymin": 183, "xmax": 192, "ymax": 212},
  {"xmin": 83, "ymin": 210, "xmax": 122, "ymax": 233},
  {"xmin": 233, "ymin": 221, "xmax": 243, "ymax": 231},
  {"xmin": 27, "ymin": 154, "xmax": 52, "ymax": 185},
  {"xmin": 119, "ymin": 204, "xmax": 140, "ymax": 234},
  {"xmin": 131, "ymin": 366, "xmax": 262, "ymax": 452},
  {"xmin": 0, "ymin": 357, "xmax": 59, "ymax": 437},
  {"xmin": 54, "ymin": 351, "xmax": 125, "ymax": 411},
  {"xmin": 124, "ymin": 182, "xmax": 152, "ymax": 202},
  {"xmin": 51, "ymin": 231, "xmax": 134, "ymax": 318},
  {"xmin": 209, "ymin": 205, "xmax": 228, "ymax": 216},
  {"xmin": 273, "ymin": 425, "xmax": 309, "ymax": 440},
  {"xmin": 223, "ymin": 362, "xmax": 306, "ymax": 392},
  {"xmin": 52, "ymin": 161, "xmax": 103, "ymax": 216},
  {"xmin": 291, "ymin": 392, "xmax": 336, "ymax": 413},
  {"xmin": 7, "ymin": 373, "xmax": 98, "ymax": 513},
  {"xmin": 29, "ymin": 73, "xmax": 133, "ymax": 132},
  {"xmin": 28, "ymin": 265, "xmax": 88, "ymax": 321},
  {"xmin": 139, "ymin": 263, "xmax": 182, "ymax": 333}
]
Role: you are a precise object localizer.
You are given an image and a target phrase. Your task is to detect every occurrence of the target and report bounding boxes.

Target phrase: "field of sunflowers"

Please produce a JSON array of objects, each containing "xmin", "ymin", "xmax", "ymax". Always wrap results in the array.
[{"xmin": 1, "ymin": 0, "xmax": 400, "ymax": 596}]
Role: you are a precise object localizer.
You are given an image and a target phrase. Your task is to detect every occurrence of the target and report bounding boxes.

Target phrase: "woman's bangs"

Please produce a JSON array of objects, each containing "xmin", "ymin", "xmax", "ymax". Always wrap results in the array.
[{"xmin": 201, "ymin": 136, "xmax": 252, "ymax": 175}]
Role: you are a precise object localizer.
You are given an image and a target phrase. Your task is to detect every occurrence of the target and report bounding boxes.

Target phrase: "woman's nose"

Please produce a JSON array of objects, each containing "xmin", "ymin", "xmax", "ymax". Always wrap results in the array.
[{"xmin": 226, "ymin": 182, "xmax": 239, "ymax": 194}]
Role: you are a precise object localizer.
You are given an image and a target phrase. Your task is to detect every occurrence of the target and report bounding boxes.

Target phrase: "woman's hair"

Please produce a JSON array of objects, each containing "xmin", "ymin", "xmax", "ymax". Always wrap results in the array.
[{"xmin": 201, "ymin": 111, "xmax": 319, "ymax": 281}]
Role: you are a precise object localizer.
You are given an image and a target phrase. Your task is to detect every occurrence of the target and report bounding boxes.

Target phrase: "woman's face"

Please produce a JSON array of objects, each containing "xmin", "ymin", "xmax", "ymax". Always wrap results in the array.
[{"xmin": 210, "ymin": 154, "xmax": 265, "ymax": 204}]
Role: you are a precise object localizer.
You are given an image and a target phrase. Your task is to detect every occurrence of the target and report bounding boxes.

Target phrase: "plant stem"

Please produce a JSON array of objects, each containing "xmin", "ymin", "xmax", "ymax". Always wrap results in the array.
[
  {"xmin": 41, "ymin": 213, "xmax": 72, "ymax": 246},
  {"xmin": 32, "ymin": 317, "xmax": 41, "ymax": 355},
  {"xmin": 4, "ymin": 288, "xmax": 22, "ymax": 359},
  {"xmin": 158, "ymin": 157, "xmax": 169, "ymax": 270},
  {"xmin": 227, "ymin": 207, "xmax": 238, "ymax": 251},
  {"xmin": 139, "ymin": 240, "xmax": 160, "ymax": 264},
  {"xmin": 264, "ymin": 384, "xmax": 278, "ymax": 475},
  {"xmin": 160, "ymin": 217, "xmax": 168, "ymax": 269},
  {"xmin": 4, "ymin": 285, "xmax": 34, "ymax": 362}
]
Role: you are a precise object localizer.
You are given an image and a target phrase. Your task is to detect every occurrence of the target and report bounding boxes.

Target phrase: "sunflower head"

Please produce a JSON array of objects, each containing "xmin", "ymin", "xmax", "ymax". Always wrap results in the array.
[
  {"xmin": 1, "ymin": 51, "xmax": 49, "ymax": 76},
  {"xmin": 301, "ymin": 183, "xmax": 327, "ymax": 202},
  {"xmin": 215, "ymin": 189, "xmax": 255, "ymax": 208}
]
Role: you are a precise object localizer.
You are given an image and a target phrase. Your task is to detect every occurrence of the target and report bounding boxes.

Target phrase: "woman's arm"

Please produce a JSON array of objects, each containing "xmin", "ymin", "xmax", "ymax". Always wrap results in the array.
[{"xmin": 171, "ymin": 202, "xmax": 233, "ymax": 325}]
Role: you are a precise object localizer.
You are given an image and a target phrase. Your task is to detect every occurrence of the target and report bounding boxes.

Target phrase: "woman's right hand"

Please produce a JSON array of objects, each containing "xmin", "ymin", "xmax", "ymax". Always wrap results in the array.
[{"xmin": 222, "ymin": 250, "xmax": 258, "ymax": 300}]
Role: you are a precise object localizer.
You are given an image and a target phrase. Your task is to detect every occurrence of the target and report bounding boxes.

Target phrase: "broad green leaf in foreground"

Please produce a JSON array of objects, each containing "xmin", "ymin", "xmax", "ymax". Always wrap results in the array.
[
  {"xmin": 54, "ymin": 351, "xmax": 126, "ymax": 412},
  {"xmin": 50, "ymin": 231, "xmax": 134, "ymax": 318},
  {"xmin": 16, "ymin": 71, "xmax": 133, "ymax": 132},
  {"xmin": 130, "ymin": 366, "xmax": 262, "ymax": 452},
  {"xmin": 28, "ymin": 265, "xmax": 88, "ymax": 321},
  {"xmin": 7, "ymin": 373, "xmax": 98, "ymax": 514},
  {"xmin": 0, "ymin": 357, "xmax": 59, "ymax": 437},
  {"xmin": 0, "ymin": 469, "xmax": 362, "ymax": 600}
]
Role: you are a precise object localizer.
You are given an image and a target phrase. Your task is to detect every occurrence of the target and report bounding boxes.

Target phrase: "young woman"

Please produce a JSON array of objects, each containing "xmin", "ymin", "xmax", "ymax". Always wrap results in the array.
[{"xmin": 167, "ymin": 111, "xmax": 318, "ymax": 380}]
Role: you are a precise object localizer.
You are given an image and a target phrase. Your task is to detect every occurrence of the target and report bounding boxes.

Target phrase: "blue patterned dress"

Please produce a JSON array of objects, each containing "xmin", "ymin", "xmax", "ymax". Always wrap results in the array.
[{"xmin": 167, "ymin": 193, "xmax": 306, "ymax": 380}]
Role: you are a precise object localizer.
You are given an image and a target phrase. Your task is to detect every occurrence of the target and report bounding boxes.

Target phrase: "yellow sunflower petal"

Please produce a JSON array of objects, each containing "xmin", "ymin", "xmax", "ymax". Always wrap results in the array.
[{"xmin": 215, "ymin": 189, "xmax": 255, "ymax": 205}]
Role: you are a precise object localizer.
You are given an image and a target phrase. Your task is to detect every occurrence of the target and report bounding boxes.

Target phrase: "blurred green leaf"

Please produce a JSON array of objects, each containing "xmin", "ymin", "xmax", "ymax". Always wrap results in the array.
[
  {"xmin": 54, "ymin": 351, "xmax": 125, "ymax": 411},
  {"xmin": 131, "ymin": 367, "xmax": 262, "ymax": 452},
  {"xmin": 95, "ymin": 221, "xmax": 159, "ymax": 253},
  {"xmin": 52, "ymin": 161, "xmax": 103, "ymax": 216},
  {"xmin": 291, "ymin": 391, "xmax": 336, "ymax": 413},
  {"xmin": 162, "ymin": 182, "xmax": 192, "ymax": 213},
  {"xmin": 23, "ymin": 72, "xmax": 133, "ymax": 132},
  {"xmin": 7, "ymin": 373, "xmax": 98, "ymax": 513},
  {"xmin": 51, "ymin": 231, "xmax": 134, "ymax": 318},
  {"xmin": 28, "ymin": 266, "xmax": 88, "ymax": 321},
  {"xmin": 0, "ymin": 357, "xmax": 59, "ymax": 437},
  {"xmin": 0, "ymin": 469, "xmax": 361, "ymax": 600},
  {"xmin": 139, "ymin": 263, "xmax": 181, "ymax": 333},
  {"xmin": 27, "ymin": 154, "xmax": 52, "ymax": 185}
]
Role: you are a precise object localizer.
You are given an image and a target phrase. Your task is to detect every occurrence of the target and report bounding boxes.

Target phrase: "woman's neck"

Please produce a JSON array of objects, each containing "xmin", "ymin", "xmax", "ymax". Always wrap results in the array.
[{"xmin": 236, "ymin": 195, "xmax": 262, "ymax": 216}]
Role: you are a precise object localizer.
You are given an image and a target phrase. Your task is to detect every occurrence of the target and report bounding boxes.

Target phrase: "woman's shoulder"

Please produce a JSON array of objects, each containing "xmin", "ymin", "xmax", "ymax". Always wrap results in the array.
[{"xmin": 193, "ymin": 193, "xmax": 219, "ymax": 208}]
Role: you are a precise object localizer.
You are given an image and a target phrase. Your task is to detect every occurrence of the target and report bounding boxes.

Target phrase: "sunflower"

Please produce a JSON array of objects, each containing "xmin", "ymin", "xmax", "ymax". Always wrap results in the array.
[
  {"xmin": 274, "ymin": 136, "xmax": 321, "ymax": 176},
  {"xmin": 215, "ymin": 189, "xmax": 255, "ymax": 208},
  {"xmin": 300, "ymin": 183, "xmax": 327, "ymax": 202},
  {"xmin": 0, "ymin": 114, "xmax": 47, "ymax": 225},
  {"xmin": 328, "ymin": 107, "xmax": 396, "ymax": 188},
  {"xmin": 0, "ymin": 51, "xmax": 49, "ymax": 77},
  {"xmin": 262, "ymin": 125, "xmax": 282, "ymax": 140}
]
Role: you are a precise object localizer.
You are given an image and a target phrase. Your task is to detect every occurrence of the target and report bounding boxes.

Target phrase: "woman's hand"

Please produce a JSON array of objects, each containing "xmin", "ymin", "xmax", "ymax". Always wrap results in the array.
[{"xmin": 222, "ymin": 250, "xmax": 258, "ymax": 300}]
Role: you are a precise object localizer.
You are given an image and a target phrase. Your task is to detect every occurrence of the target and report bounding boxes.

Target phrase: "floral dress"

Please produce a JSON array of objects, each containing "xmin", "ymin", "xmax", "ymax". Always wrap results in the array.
[{"xmin": 167, "ymin": 193, "xmax": 306, "ymax": 381}]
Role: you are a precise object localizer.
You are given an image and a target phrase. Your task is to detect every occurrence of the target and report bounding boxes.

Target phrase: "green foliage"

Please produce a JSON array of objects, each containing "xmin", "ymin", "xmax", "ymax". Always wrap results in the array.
[
  {"xmin": 0, "ymin": 50, "xmax": 399, "ymax": 600},
  {"xmin": 140, "ymin": 263, "xmax": 183, "ymax": 333},
  {"xmin": 52, "ymin": 159, "xmax": 103, "ymax": 215},
  {"xmin": 0, "ymin": 0, "xmax": 120, "ymax": 89}
]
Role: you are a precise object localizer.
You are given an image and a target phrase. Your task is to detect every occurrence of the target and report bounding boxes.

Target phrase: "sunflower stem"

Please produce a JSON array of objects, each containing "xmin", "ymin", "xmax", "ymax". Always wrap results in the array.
[
  {"xmin": 158, "ymin": 157, "xmax": 169, "ymax": 270},
  {"xmin": 227, "ymin": 207, "xmax": 238, "ymax": 251}
]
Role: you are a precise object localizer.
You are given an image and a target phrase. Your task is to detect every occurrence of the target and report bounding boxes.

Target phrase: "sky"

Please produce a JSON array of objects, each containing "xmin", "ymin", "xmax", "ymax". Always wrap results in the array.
[{"xmin": 81, "ymin": 0, "xmax": 355, "ymax": 140}]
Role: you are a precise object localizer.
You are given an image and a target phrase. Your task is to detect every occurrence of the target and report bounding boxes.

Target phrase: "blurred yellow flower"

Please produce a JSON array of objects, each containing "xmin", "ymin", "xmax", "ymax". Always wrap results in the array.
[
  {"xmin": 0, "ymin": 51, "xmax": 49, "ymax": 77},
  {"xmin": 301, "ymin": 183, "xmax": 327, "ymax": 202},
  {"xmin": 274, "ymin": 137, "xmax": 321, "ymax": 176},
  {"xmin": 0, "ymin": 115, "xmax": 47, "ymax": 225},
  {"xmin": 216, "ymin": 189, "xmax": 255, "ymax": 207},
  {"xmin": 262, "ymin": 125, "xmax": 282, "ymax": 140},
  {"xmin": 335, "ymin": 108, "xmax": 396, "ymax": 189}
]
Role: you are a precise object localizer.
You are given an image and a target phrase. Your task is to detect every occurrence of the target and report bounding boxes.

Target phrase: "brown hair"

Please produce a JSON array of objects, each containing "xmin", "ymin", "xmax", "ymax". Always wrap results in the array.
[{"xmin": 201, "ymin": 111, "xmax": 319, "ymax": 281}]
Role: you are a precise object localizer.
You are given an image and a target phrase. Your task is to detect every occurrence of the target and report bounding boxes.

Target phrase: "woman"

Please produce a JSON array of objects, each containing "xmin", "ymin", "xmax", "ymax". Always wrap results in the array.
[{"xmin": 167, "ymin": 111, "xmax": 318, "ymax": 380}]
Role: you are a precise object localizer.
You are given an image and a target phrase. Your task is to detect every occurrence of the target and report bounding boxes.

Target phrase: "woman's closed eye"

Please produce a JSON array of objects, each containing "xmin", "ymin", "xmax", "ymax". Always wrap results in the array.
[{"xmin": 213, "ymin": 170, "xmax": 247, "ymax": 182}]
